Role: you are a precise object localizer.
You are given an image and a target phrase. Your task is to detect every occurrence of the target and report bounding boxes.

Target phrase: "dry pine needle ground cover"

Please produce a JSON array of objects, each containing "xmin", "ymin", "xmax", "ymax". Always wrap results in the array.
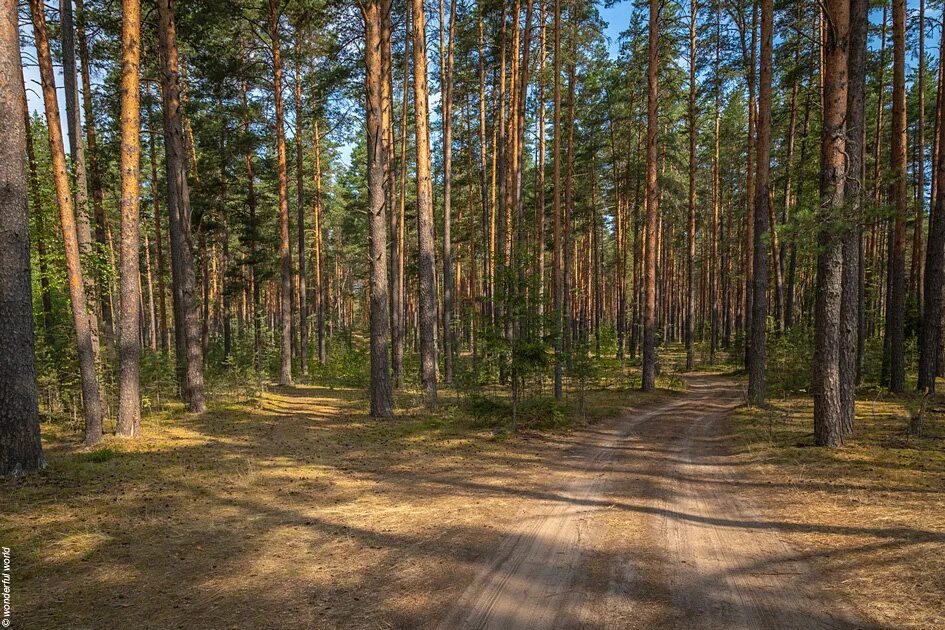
[
  {"xmin": 0, "ymin": 374, "xmax": 669, "ymax": 629},
  {"xmin": 4, "ymin": 363, "xmax": 945, "ymax": 629},
  {"xmin": 730, "ymin": 394, "xmax": 945, "ymax": 629}
]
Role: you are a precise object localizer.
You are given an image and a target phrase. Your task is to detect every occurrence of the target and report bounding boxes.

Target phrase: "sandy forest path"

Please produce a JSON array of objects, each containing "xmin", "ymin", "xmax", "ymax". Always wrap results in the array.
[{"xmin": 439, "ymin": 375, "xmax": 864, "ymax": 629}]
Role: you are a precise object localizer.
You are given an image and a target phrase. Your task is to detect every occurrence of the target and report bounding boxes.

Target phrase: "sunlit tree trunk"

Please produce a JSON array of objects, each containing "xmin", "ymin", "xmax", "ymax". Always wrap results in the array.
[
  {"xmin": 60, "ymin": 0, "xmax": 102, "ymax": 355},
  {"xmin": 116, "ymin": 0, "xmax": 142, "ymax": 437},
  {"xmin": 268, "ymin": 0, "xmax": 293, "ymax": 386},
  {"xmin": 412, "ymin": 0, "xmax": 438, "ymax": 406},
  {"xmin": 29, "ymin": 0, "xmax": 104, "ymax": 443},
  {"xmin": 814, "ymin": 0, "xmax": 850, "ymax": 447},
  {"xmin": 710, "ymin": 5, "xmax": 721, "ymax": 359},
  {"xmin": 294, "ymin": 33, "xmax": 308, "ymax": 376},
  {"xmin": 476, "ymin": 0, "xmax": 491, "ymax": 333},
  {"xmin": 364, "ymin": 0, "xmax": 394, "ymax": 417},
  {"xmin": 642, "ymin": 0, "xmax": 660, "ymax": 392}
]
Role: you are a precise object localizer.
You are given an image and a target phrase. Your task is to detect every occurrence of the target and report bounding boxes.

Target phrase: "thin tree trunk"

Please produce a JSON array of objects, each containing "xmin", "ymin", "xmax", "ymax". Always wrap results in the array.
[
  {"xmin": 551, "ymin": 0, "xmax": 564, "ymax": 398},
  {"xmin": 143, "ymin": 213, "xmax": 157, "ymax": 353},
  {"xmin": 642, "ymin": 0, "xmax": 660, "ymax": 392},
  {"xmin": 710, "ymin": 6, "xmax": 721, "ymax": 358},
  {"xmin": 476, "ymin": 0, "xmax": 490, "ymax": 334},
  {"xmin": 395, "ymin": 7, "xmax": 410, "ymax": 384},
  {"xmin": 439, "ymin": 0, "xmax": 456, "ymax": 383},
  {"xmin": 886, "ymin": 0, "xmax": 907, "ymax": 393},
  {"xmin": 295, "ymin": 34, "xmax": 308, "ymax": 376},
  {"xmin": 269, "ymin": 0, "xmax": 293, "ymax": 386},
  {"xmin": 147, "ymin": 91, "xmax": 169, "ymax": 354},
  {"xmin": 780, "ymin": 77, "xmax": 799, "ymax": 329},
  {"xmin": 534, "ymin": 0, "xmax": 547, "ymax": 341},
  {"xmin": 313, "ymin": 119, "xmax": 327, "ymax": 366},
  {"xmin": 241, "ymin": 74, "xmax": 262, "ymax": 371},
  {"xmin": 686, "ymin": 0, "xmax": 697, "ymax": 371},
  {"xmin": 911, "ymin": 0, "xmax": 926, "ymax": 308},
  {"xmin": 412, "ymin": 0, "xmax": 438, "ymax": 406},
  {"xmin": 29, "ymin": 0, "xmax": 104, "ymax": 444},
  {"xmin": 76, "ymin": 0, "xmax": 114, "ymax": 348},
  {"xmin": 60, "ymin": 0, "xmax": 101, "ymax": 357}
]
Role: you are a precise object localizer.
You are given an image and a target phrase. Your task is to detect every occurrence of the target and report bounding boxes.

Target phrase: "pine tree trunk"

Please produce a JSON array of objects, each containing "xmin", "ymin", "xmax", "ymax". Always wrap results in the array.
[
  {"xmin": 30, "ymin": 0, "xmax": 104, "ymax": 443},
  {"xmin": 241, "ymin": 75, "xmax": 262, "ymax": 371},
  {"xmin": 116, "ymin": 0, "xmax": 142, "ymax": 437},
  {"xmin": 269, "ymin": 0, "xmax": 293, "ymax": 386},
  {"xmin": 76, "ymin": 0, "xmax": 115, "ymax": 348},
  {"xmin": 295, "ymin": 37, "xmax": 308, "ymax": 377},
  {"xmin": 390, "ymin": 8, "xmax": 407, "ymax": 386},
  {"xmin": 536, "ymin": 0, "xmax": 547, "ymax": 341},
  {"xmin": 412, "ymin": 0, "xmax": 439, "ymax": 406},
  {"xmin": 147, "ymin": 92, "xmax": 169, "ymax": 354},
  {"xmin": 886, "ymin": 0, "xmax": 907, "ymax": 393},
  {"xmin": 364, "ymin": 0, "xmax": 394, "ymax": 418},
  {"xmin": 313, "ymin": 120, "xmax": 328, "ymax": 367},
  {"xmin": 918, "ymin": 10, "xmax": 945, "ymax": 393},
  {"xmin": 440, "ymin": 0, "xmax": 456, "ymax": 383},
  {"xmin": 710, "ymin": 6, "xmax": 721, "ymax": 359},
  {"xmin": 814, "ymin": 0, "xmax": 850, "ymax": 447},
  {"xmin": 60, "ymin": 0, "xmax": 102, "ymax": 355},
  {"xmin": 911, "ymin": 0, "xmax": 926, "ymax": 308},
  {"xmin": 642, "ymin": 0, "xmax": 660, "ymax": 392},
  {"xmin": 748, "ymin": 0, "xmax": 772, "ymax": 405},
  {"xmin": 156, "ymin": 0, "xmax": 205, "ymax": 412},
  {"xmin": 840, "ymin": 0, "xmax": 867, "ymax": 436},
  {"xmin": 686, "ymin": 0, "xmax": 697, "ymax": 371},
  {"xmin": 0, "ymin": 0, "xmax": 45, "ymax": 475},
  {"xmin": 552, "ymin": 0, "xmax": 563, "ymax": 398}
]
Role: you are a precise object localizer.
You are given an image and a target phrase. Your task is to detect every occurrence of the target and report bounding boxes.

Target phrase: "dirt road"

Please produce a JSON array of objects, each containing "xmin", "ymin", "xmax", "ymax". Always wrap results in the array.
[{"xmin": 439, "ymin": 375, "xmax": 864, "ymax": 629}]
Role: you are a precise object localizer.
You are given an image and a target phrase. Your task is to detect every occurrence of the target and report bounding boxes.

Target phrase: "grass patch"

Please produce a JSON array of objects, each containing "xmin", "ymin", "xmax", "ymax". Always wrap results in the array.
[{"xmin": 81, "ymin": 447, "xmax": 119, "ymax": 464}]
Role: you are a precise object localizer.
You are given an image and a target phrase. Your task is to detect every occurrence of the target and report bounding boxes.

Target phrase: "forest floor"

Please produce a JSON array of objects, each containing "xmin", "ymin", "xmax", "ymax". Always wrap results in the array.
[{"xmin": 2, "ymin": 363, "xmax": 944, "ymax": 628}]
